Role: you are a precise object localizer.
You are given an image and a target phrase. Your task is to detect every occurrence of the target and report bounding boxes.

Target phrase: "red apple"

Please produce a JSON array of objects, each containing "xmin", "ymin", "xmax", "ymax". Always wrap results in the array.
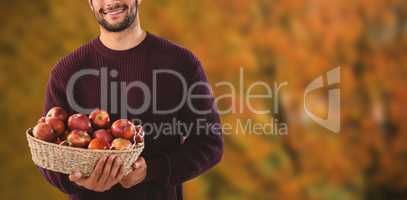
[
  {"xmin": 135, "ymin": 134, "xmax": 144, "ymax": 144},
  {"xmin": 33, "ymin": 123, "xmax": 56, "ymax": 142},
  {"xmin": 45, "ymin": 117, "xmax": 65, "ymax": 136},
  {"xmin": 111, "ymin": 138, "xmax": 132, "ymax": 150},
  {"xmin": 111, "ymin": 119, "xmax": 136, "ymax": 140},
  {"xmin": 89, "ymin": 109, "xmax": 110, "ymax": 129},
  {"xmin": 133, "ymin": 125, "xmax": 144, "ymax": 144},
  {"xmin": 38, "ymin": 117, "xmax": 46, "ymax": 123},
  {"xmin": 88, "ymin": 138, "xmax": 110, "ymax": 150},
  {"xmin": 67, "ymin": 130, "xmax": 91, "ymax": 148},
  {"xmin": 68, "ymin": 114, "xmax": 91, "ymax": 131},
  {"xmin": 46, "ymin": 107, "xmax": 68, "ymax": 122},
  {"xmin": 93, "ymin": 129, "xmax": 113, "ymax": 144}
]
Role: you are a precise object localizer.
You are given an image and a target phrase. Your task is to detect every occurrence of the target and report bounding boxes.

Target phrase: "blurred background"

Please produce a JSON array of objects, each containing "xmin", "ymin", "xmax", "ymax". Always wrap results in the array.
[{"xmin": 0, "ymin": 0, "xmax": 406, "ymax": 199}]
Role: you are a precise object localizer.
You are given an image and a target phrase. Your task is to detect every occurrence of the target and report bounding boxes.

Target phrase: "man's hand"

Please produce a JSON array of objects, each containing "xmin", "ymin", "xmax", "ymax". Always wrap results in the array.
[
  {"xmin": 120, "ymin": 156, "xmax": 147, "ymax": 189},
  {"xmin": 69, "ymin": 155, "xmax": 124, "ymax": 192}
]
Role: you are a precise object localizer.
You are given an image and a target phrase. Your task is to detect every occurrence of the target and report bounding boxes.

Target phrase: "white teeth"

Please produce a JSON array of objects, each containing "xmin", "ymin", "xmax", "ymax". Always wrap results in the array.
[{"xmin": 108, "ymin": 10, "xmax": 122, "ymax": 15}]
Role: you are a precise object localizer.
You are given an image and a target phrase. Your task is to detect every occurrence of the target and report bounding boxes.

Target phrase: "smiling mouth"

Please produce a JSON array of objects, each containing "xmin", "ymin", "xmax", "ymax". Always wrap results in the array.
[{"xmin": 101, "ymin": 6, "xmax": 128, "ymax": 16}]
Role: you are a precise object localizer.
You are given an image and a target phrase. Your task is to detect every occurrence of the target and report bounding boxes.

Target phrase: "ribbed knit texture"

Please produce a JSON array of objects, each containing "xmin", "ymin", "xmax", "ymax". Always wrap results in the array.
[{"xmin": 38, "ymin": 32, "xmax": 223, "ymax": 200}]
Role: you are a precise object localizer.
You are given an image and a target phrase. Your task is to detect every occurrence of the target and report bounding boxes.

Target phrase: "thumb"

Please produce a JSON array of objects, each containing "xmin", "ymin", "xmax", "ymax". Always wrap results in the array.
[
  {"xmin": 133, "ymin": 161, "xmax": 139, "ymax": 169},
  {"xmin": 133, "ymin": 158, "xmax": 143, "ymax": 169},
  {"xmin": 69, "ymin": 171, "xmax": 82, "ymax": 181}
]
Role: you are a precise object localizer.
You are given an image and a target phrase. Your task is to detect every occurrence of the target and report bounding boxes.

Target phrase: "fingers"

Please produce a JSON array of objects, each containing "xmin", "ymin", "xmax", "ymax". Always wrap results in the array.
[
  {"xmin": 133, "ymin": 157, "xmax": 143, "ymax": 169},
  {"xmin": 99, "ymin": 155, "xmax": 116, "ymax": 184},
  {"xmin": 116, "ymin": 165, "xmax": 125, "ymax": 180},
  {"xmin": 69, "ymin": 171, "xmax": 86, "ymax": 186},
  {"xmin": 120, "ymin": 174, "xmax": 132, "ymax": 189},
  {"xmin": 69, "ymin": 171, "xmax": 82, "ymax": 181},
  {"xmin": 108, "ymin": 157, "xmax": 123, "ymax": 182},
  {"xmin": 120, "ymin": 157, "xmax": 146, "ymax": 189},
  {"xmin": 133, "ymin": 161, "xmax": 139, "ymax": 169},
  {"xmin": 90, "ymin": 156, "xmax": 107, "ymax": 182},
  {"xmin": 68, "ymin": 155, "xmax": 129, "ymax": 192}
]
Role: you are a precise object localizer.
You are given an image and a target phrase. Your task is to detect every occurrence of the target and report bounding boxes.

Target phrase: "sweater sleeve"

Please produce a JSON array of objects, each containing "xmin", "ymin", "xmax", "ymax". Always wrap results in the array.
[
  {"xmin": 144, "ymin": 53, "xmax": 224, "ymax": 186},
  {"xmin": 37, "ymin": 70, "xmax": 85, "ymax": 195}
]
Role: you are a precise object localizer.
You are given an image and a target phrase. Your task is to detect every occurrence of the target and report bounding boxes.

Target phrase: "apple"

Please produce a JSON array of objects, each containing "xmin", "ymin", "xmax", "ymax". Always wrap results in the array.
[
  {"xmin": 111, "ymin": 138, "xmax": 132, "ymax": 150},
  {"xmin": 67, "ymin": 130, "xmax": 91, "ymax": 148},
  {"xmin": 46, "ymin": 107, "xmax": 68, "ymax": 122},
  {"xmin": 135, "ymin": 134, "xmax": 144, "ymax": 144},
  {"xmin": 89, "ymin": 109, "xmax": 110, "ymax": 129},
  {"xmin": 88, "ymin": 138, "xmax": 110, "ymax": 150},
  {"xmin": 68, "ymin": 114, "xmax": 91, "ymax": 131},
  {"xmin": 33, "ymin": 123, "xmax": 56, "ymax": 142},
  {"xmin": 133, "ymin": 125, "xmax": 144, "ymax": 144},
  {"xmin": 93, "ymin": 129, "xmax": 113, "ymax": 144},
  {"xmin": 45, "ymin": 117, "xmax": 65, "ymax": 136},
  {"xmin": 111, "ymin": 119, "xmax": 136, "ymax": 140},
  {"xmin": 38, "ymin": 117, "xmax": 46, "ymax": 123}
]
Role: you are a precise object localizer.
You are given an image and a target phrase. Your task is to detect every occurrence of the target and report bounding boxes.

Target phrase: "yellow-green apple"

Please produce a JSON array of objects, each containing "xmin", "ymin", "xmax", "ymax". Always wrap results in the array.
[
  {"xmin": 111, "ymin": 138, "xmax": 132, "ymax": 150},
  {"xmin": 89, "ymin": 109, "xmax": 110, "ymax": 129}
]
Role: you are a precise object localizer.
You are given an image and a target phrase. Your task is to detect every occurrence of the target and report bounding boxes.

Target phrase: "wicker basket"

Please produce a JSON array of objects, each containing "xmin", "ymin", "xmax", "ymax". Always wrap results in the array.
[{"xmin": 26, "ymin": 128, "xmax": 144, "ymax": 176}]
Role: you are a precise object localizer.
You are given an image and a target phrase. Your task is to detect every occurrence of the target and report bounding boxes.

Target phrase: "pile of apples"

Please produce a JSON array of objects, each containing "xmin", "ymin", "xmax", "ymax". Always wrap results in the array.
[{"xmin": 32, "ymin": 107, "xmax": 144, "ymax": 150}]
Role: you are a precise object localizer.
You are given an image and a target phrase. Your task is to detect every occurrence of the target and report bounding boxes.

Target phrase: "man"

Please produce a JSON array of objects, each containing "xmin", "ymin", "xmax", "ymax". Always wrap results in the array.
[{"xmin": 38, "ymin": 0, "xmax": 223, "ymax": 199}]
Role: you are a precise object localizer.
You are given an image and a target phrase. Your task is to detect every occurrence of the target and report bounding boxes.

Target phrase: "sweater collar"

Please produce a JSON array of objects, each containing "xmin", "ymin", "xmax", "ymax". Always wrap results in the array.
[{"xmin": 93, "ymin": 31, "xmax": 151, "ymax": 58}]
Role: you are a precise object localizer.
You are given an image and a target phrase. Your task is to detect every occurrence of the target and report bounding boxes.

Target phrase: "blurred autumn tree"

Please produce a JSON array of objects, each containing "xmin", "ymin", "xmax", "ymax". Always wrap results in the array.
[{"xmin": 0, "ymin": 0, "xmax": 406, "ymax": 199}]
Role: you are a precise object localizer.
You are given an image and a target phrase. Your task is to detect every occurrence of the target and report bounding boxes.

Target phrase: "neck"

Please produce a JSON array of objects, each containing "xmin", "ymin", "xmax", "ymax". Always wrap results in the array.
[{"xmin": 99, "ymin": 17, "xmax": 146, "ymax": 51}]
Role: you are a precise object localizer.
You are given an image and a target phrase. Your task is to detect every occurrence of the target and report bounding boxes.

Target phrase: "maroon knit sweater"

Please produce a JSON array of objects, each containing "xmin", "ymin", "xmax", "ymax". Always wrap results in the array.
[{"xmin": 38, "ymin": 32, "xmax": 223, "ymax": 200}]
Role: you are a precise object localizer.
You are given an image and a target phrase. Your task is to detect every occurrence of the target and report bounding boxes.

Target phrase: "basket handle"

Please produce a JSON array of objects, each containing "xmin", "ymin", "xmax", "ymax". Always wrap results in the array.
[
  {"xmin": 129, "ymin": 125, "xmax": 144, "ymax": 150},
  {"xmin": 123, "ymin": 125, "xmax": 144, "ymax": 166}
]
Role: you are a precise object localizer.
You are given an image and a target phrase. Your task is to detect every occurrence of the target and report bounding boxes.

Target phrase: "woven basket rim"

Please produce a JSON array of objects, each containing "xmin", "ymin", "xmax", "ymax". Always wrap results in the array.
[{"xmin": 26, "ymin": 128, "xmax": 144, "ymax": 153}]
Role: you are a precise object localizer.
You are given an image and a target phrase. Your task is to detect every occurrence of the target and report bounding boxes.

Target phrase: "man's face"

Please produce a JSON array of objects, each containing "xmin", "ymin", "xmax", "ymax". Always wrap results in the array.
[{"xmin": 90, "ymin": 0, "xmax": 138, "ymax": 32}]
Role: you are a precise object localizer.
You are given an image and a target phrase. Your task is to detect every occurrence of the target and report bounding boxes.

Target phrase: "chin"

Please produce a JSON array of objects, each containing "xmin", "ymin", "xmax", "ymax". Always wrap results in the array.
[
  {"xmin": 106, "ymin": 15, "xmax": 124, "ymax": 21},
  {"xmin": 109, "ymin": 17, "xmax": 128, "ymax": 25}
]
